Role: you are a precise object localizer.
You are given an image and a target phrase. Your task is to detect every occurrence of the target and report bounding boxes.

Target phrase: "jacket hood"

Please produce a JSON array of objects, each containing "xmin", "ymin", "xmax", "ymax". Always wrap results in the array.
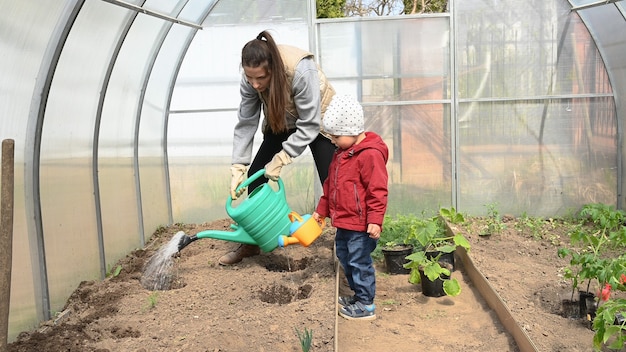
[{"xmin": 342, "ymin": 132, "xmax": 389, "ymax": 162}]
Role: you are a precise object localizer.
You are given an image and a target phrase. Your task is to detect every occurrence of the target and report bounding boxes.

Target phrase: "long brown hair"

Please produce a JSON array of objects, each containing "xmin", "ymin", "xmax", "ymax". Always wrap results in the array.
[{"xmin": 241, "ymin": 30, "xmax": 290, "ymax": 133}]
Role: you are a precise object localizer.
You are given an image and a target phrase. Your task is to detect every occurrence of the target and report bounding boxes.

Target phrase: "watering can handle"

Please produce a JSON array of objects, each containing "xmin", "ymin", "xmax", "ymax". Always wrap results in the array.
[
  {"xmin": 288, "ymin": 211, "xmax": 303, "ymax": 223},
  {"xmin": 288, "ymin": 211, "xmax": 325, "ymax": 228},
  {"xmin": 233, "ymin": 168, "xmax": 283, "ymax": 198}
]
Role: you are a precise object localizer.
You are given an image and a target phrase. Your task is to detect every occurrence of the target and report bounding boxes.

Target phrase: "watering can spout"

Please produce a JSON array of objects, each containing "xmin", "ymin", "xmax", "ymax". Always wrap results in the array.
[
  {"xmin": 177, "ymin": 226, "xmax": 259, "ymax": 252},
  {"xmin": 178, "ymin": 234, "xmax": 198, "ymax": 252},
  {"xmin": 278, "ymin": 235, "xmax": 301, "ymax": 247},
  {"xmin": 194, "ymin": 224, "xmax": 258, "ymax": 247},
  {"xmin": 176, "ymin": 225, "xmax": 259, "ymax": 252}
]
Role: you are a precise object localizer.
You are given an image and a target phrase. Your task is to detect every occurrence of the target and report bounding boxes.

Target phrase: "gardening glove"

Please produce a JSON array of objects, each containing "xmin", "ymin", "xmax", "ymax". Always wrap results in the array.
[
  {"xmin": 230, "ymin": 164, "xmax": 248, "ymax": 199},
  {"xmin": 264, "ymin": 149, "xmax": 292, "ymax": 181}
]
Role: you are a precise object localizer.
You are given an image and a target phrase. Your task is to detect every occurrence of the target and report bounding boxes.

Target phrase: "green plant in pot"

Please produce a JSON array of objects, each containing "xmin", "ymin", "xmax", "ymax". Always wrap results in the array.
[
  {"xmin": 403, "ymin": 208, "xmax": 470, "ymax": 297},
  {"xmin": 373, "ymin": 214, "xmax": 424, "ymax": 274},
  {"xmin": 373, "ymin": 214, "xmax": 426, "ymax": 257},
  {"xmin": 557, "ymin": 203, "xmax": 626, "ymax": 319}
]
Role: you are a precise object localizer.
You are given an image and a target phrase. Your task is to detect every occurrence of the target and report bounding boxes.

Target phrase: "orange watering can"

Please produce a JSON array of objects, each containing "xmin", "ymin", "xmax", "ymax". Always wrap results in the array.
[
  {"xmin": 177, "ymin": 169, "xmax": 320, "ymax": 253},
  {"xmin": 278, "ymin": 212, "xmax": 323, "ymax": 248}
]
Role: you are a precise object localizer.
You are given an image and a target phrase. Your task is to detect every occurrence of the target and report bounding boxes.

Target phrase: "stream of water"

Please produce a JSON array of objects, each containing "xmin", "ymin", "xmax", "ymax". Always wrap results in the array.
[{"xmin": 140, "ymin": 231, "xmax": 186, "ymax": 291}]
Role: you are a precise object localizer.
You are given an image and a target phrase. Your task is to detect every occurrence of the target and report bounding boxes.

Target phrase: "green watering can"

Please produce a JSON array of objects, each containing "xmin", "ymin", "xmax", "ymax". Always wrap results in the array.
[{"xmin": 177, "ymin": 169, "xmax": 293, "ymax": 253}]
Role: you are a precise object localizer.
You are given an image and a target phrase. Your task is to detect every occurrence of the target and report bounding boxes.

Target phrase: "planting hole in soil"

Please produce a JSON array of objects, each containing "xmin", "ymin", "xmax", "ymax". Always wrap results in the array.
[
  {"xmin": 257, "ymin": 283, "xmax": 314, "ymax": 304},
  {"xmin": 264, "ymin": 254, "xmax": 311, "ymax": 272}
]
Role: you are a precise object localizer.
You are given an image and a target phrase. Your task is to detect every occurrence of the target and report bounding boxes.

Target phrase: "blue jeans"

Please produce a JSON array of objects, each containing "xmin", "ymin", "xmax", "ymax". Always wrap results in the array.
[{"xmin": 335, "ymin": 228, "xmax": 377, "ymax": 305}]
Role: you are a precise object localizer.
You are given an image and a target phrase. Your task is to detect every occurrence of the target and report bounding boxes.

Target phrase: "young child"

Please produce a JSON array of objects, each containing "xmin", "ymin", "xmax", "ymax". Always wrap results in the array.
[{"xmin": 312, "ymin": 95, "xmax": 389, "ymax": 320}]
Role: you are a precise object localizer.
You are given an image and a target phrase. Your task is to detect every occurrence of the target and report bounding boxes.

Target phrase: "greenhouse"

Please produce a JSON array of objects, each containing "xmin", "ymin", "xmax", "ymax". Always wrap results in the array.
[{"xmin": 1, "ymin": 0, "xmax": 626, "ymax": 350}]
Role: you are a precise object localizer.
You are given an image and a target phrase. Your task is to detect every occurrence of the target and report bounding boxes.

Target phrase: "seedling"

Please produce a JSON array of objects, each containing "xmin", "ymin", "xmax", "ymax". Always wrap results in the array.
[
  {"xmin": 295, "ymin": 327, "xmax": 313, "ymax": 352},
  {"xmin": 144, "ymin": 292, "xmax": 159, "ymax": 311},
  {"xmin": 482, "ymin": 203, "xmax": 506, "ymax": 236},
  {"xmin": 106, "ymin": 265, "xmax": 122, "ymax": 278}
]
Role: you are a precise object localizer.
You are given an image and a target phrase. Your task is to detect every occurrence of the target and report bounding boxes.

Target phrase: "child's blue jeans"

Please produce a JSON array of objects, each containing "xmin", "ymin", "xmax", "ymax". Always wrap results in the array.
[{"xmin": 335, "ymin": 228, "xmax": 378, "ymax": 305}]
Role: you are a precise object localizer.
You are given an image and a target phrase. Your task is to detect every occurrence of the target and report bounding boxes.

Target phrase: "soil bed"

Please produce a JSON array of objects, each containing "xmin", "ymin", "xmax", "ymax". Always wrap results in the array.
[{"xmin": 6, "ymin": 216, "xmax": 606, "ymax": 351}]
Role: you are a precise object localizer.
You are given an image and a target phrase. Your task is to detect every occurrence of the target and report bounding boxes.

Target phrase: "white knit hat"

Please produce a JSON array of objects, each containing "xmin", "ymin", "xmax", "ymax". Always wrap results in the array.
[{"xmin": 323, "ymin": 95, "xmax": 364, "ymax": 136}]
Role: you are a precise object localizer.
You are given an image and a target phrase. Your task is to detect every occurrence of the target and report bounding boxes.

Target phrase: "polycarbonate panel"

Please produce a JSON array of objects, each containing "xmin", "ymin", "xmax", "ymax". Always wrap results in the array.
[
  {"xmin": 318, "ymin": 17, "xmax": 452, "ymax": 216},
  {"xmin": 319, "ymin": 17, "xmax": 450, "ymax": 102},
  {"xmin": 98, "ymin": 10, "xmax": 165, "ymax": 267},
  {"xmin": 139, "ymin": 24, "xmax": 195, "ymax": 240},
  {"xmin": 168, "ymin": 111, "xmax": 233, "ymax": 223},
  {"xmin": 171, "ymin": 27, "xmax": 253, "ymax": 112},
  {"xmin": 456, "ymin": 0, "xmax": 611, "ymax": 99},
  {"xmin": 378, "ymin": 104, "xmax": 453, "ymax": 215},
  {"xmin": 569, "ymin": 0, "xmax": 608, "ymax": 6},
  {"xmin": 172, "ymin": 25, "xmax": 312, "ymax": 111},
  {"xmin": 0, "ymin": 0, "xmax": 67, "ymax": 340},
  {"xmin": 455, "ymin": 0, "xmax": 617, "ymax": 216},
  {"xmin": 178, "ymin": 0, "xmax": 217, "ymax": 24},
  {"xmin": 458, "ymin": 97, "xmax": 616, "ymax": 216},
  {"xmin": 38, "ymin": 0, "xmax": 129, "ymax": 316},
  {"xmin": 573, "ymin": 0, "xmax": 626, "ymax": 209},
  {"xmin": 168, "ymin": 111, "xmax": 319, "ymax": 223},
  {"xmin": 203, "ymin": 0, "xmax": 307, "ymax": 26}
]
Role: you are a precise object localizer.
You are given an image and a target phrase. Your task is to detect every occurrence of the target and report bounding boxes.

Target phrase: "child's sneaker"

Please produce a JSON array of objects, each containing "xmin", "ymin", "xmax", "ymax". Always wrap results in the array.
[
  {"xmin": 338, "ymin": 295, "xmax": 356, "ymax": 307},
  {"xmin": 338, "ymin": 301, "xmax": 376, "ymax": 320}
]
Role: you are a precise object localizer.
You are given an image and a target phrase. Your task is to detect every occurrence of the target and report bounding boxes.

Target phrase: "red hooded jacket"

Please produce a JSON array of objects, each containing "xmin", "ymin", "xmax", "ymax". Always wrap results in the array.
[{"xmin": 316, "ymin": 132, "xmax": 389, "ymax": 232}]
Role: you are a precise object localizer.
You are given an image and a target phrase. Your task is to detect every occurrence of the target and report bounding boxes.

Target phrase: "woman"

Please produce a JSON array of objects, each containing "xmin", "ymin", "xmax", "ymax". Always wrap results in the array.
[{"xmin": 220, "ymin": 30, "xmax": 336, "ymax": 265}]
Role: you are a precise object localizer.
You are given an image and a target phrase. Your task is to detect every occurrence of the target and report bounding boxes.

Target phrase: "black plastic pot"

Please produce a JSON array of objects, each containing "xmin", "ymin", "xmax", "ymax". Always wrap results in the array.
[
  {"xmin": 579, "ymin": 291, "xmax": 597, "ymax": 320},
  {"xmin": 561, "ymin": 291, "xmax": 598, "ymax": 321},
  {"xmin": 419, "ymin": 269, "xmax": 448, "ymax": 297},
  {"xmin": 382, "ymin": 245, "xmax": 413, "ymax": 275}
]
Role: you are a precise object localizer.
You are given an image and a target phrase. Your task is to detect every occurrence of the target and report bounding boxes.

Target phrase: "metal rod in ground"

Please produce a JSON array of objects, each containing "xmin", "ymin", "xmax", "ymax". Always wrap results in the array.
[{"xmin": 1, "ymin": 139, "xmax": 15, "ymax": 351}]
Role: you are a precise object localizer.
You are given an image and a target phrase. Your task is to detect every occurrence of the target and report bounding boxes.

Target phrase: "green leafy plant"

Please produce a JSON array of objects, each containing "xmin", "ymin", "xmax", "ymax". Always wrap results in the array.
[
  {"xmin": 403, "ymin": 208, "xmax": 471, "ymax": 297},
  {"xmin": 295, "ymin": 327, "xmax": 313, "ymax": 352},
  {"xmin": 592, "ymin": 272, "xmax": 626, "ymax": 351},
  {"xmin": 515, "ymin": 212, "xmax": 547, "ymax": 240},
  {"xmin": 481, "ymin": 203, "xmax": 506, "ymax": 236},
  {"xmin": 372, "ymin": 213, "xmax": 424, "ymax": 260},
  {"xmin": 558, "ymin": 203, "xmax": 626, "ymax": 300},
  {"xmin": 555, "ymin": 203, "xmax": 626, "ymax": 350},
  {"xmin": 408, "ymin": 209, "xmax": 470, "ymax": 254},
  {"xmin": 439, "ymin": 206, "xmax": 465, "ymax": 224}
]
